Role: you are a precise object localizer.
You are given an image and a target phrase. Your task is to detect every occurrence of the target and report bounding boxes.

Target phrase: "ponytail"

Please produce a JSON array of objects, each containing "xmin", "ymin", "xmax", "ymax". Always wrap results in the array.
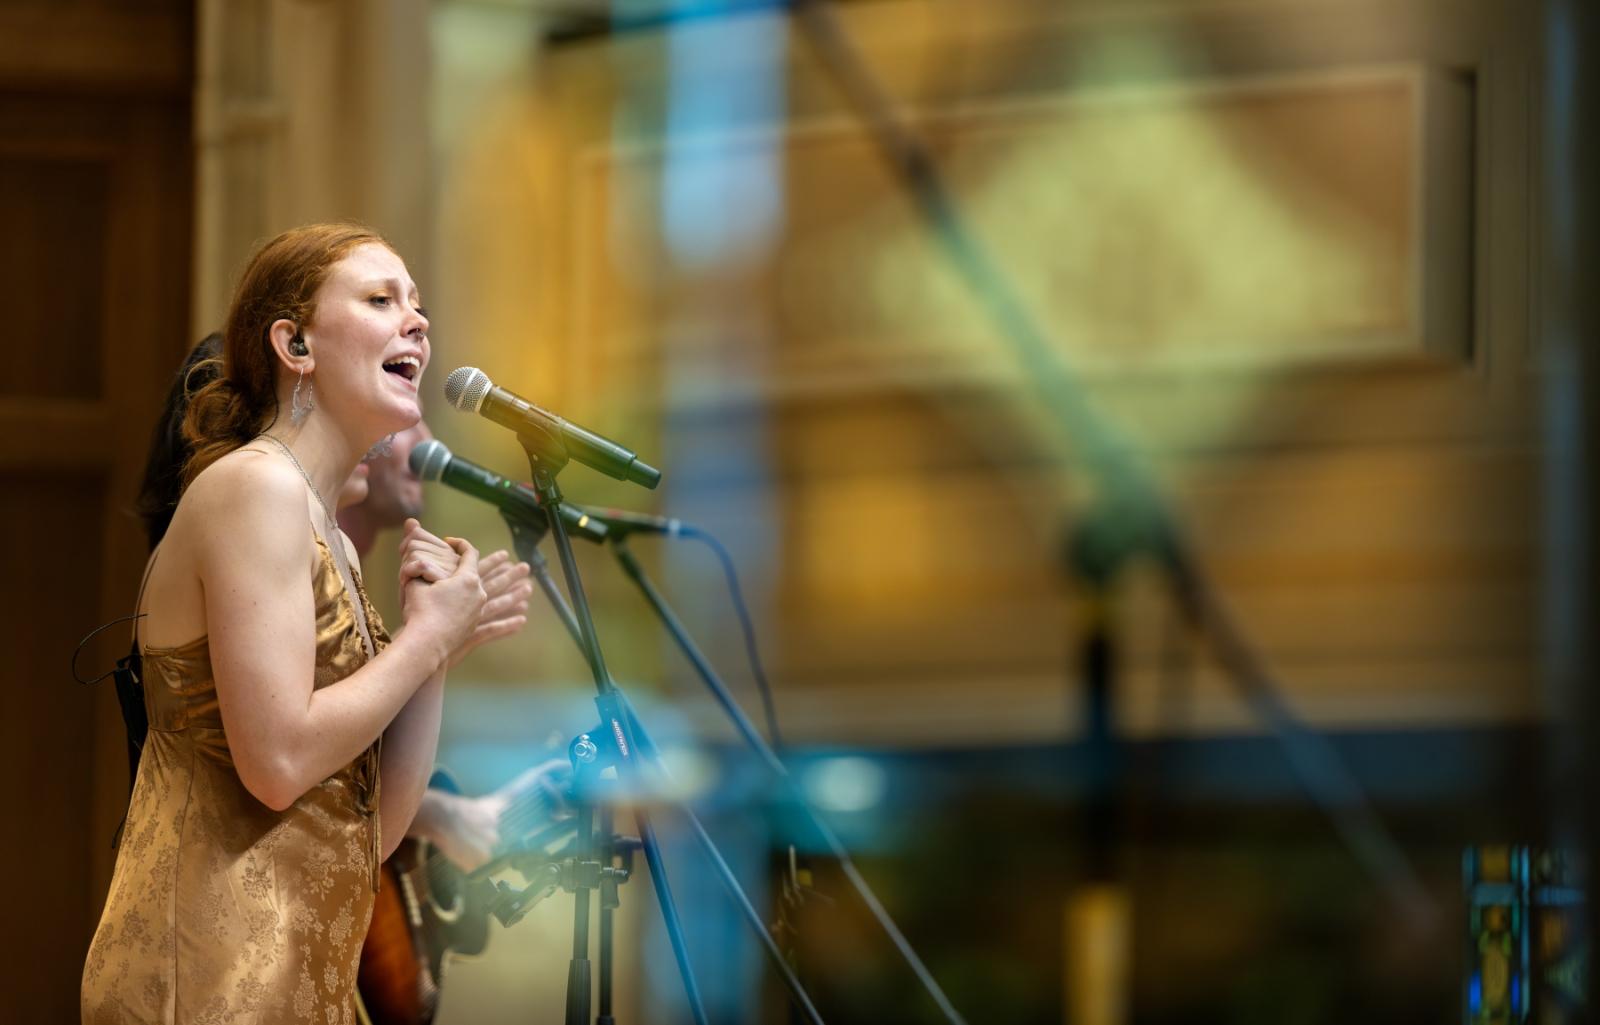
[{"xmin": 180, "ymin": 360, "xmax": 267, "ymax": 486}]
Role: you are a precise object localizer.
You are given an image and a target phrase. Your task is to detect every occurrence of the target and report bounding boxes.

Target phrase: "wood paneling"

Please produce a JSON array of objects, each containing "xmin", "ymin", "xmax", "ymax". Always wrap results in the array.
[
  {"xmin": 0, "ymin": 5, "xmax": 190, "ymax": 94},
  {"xmin": 0, "ymin": 154, "xmax": 109, "ymax": 399},
  {"xmin": 577, "ymin": 66, "xmax": 1475, "ymax": 382},
  {"xmin": 0, "ymin": 2, "xmax": 192, "ymax": 1015},
  {"xmin": 192, "ymin": 0, "xmax": 435, "ymax": 335},
  {"xmin": 0, "ymin": 472, "xmax": 108, "ymax": 1020}
]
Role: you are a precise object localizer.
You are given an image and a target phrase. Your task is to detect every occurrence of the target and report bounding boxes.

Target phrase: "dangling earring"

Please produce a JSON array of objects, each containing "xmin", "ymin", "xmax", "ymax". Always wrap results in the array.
[
  {"xmin": 291, "ymin": 366, "xmax": 315, "ymax": 425},
  {"xmin": 363, "ymin": 433, "xmax": 396, "ymax": 462}
]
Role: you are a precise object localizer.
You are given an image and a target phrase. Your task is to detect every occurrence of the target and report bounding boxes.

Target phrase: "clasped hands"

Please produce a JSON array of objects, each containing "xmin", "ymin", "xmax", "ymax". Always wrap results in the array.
[{"xmin": 397, "ymin": 518, "xmax": 534, "ymax": 667}]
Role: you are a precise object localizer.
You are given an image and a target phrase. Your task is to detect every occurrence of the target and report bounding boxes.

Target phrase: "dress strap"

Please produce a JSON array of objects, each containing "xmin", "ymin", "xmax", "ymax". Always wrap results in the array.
[
  {"xmin": 130, "ymin": 546, "xmax": 163, "ymax": 647},
  {"xmin": 255, "ymin": 437, "xmax": 377, "ymax": 659}
]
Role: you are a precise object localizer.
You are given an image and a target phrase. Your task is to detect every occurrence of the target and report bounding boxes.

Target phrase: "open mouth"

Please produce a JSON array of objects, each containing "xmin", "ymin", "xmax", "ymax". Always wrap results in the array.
[{"xmin": 383, "ymin": 355, "xmax": 421, "ymax": 384}]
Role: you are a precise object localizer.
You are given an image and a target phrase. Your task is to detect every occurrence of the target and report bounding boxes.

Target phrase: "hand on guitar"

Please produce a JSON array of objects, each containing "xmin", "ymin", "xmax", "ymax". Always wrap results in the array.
[
  {"xmin": 359, "ymin": 758, "xmax": 575, "ymax": 1024},
  {"xmin": 409, "ymin": 790, "xmax": 505, "ymax": 873},
  {"xmin": 406, "ymin": 759, "xmax": 572, "ymax": 873}
]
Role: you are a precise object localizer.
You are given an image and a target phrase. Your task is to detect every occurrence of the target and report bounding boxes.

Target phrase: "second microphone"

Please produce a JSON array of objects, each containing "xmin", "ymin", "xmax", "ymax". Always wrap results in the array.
[{"xmin": 410, "ymin": 439, "xmax": 608, "ymax": 544}]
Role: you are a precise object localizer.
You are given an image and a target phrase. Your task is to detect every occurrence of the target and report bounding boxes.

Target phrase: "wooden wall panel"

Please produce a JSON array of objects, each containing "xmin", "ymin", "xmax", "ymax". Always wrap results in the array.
[
  {"xmin": 0, "ymin": 472, "xmax": 108, "ymax": 1021},
  {"xmin": 0, "ymin": 2, "xmax": 193, "ymax": 1016},
  {"xmin": 0, "ymin": 155, "xmax": 109, "ymax": 400},
  {"xmin": 576, "ymin": 66, "xmax": 1474, "ymax": 383},
  {"xmin": 434, "ymin": 0, "xmax": 1536, "ymax": 748},
  {"xmin": 192, "ymin": 0, "xmax": 434, "ymax": 336},
  {"xmin": 0, "ymin": 4, "xmax": 189, "ymax": 94}
]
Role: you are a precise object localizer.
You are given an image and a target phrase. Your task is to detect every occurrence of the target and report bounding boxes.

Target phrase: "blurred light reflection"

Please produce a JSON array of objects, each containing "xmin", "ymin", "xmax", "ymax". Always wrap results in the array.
[
  {"xmin": 803, "ymin": 755, "xmax": 890, "ymax": 813},
  {"xmin": 662, "ymin": 4, "xmax": 786, "ymax": 270}
]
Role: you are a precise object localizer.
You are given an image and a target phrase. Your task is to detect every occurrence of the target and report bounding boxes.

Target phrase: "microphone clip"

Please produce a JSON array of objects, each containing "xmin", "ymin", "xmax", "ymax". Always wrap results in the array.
[{"xmin": 516, "ymin": 422, "xmax": 572, "ymax": 479}]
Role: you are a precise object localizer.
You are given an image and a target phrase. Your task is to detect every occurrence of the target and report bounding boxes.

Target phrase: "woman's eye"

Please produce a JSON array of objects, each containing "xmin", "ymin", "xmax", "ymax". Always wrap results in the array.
[
  {"xmin": 415, "ymin": 306, "xmax": 429, "ymax": 320},
  {"xmin": 369, "ymin": 295, "xmax": 390, "ymax": 307}
]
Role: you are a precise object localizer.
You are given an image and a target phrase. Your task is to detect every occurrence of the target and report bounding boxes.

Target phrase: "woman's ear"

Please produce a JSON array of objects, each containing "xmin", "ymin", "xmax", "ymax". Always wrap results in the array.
[{"xmin": 268, "ymin": 318, "xmax": 313, "ymax": 372}]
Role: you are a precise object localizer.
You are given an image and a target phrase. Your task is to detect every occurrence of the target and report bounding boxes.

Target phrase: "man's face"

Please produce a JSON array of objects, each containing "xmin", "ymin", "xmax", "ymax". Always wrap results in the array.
[
  {"xmin": 336, "ymin": 462, "xmax": 371, "ymax": 511},
  {"xmin": 362, "ymin": 418, "xmax": 433, "ymax": 529}
]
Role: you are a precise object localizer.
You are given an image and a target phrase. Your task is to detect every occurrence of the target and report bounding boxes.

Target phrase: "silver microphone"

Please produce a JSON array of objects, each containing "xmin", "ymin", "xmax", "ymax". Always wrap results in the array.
[{"xmin": 443, "ymin": 367, "xmax": 661, "ymax": 489}]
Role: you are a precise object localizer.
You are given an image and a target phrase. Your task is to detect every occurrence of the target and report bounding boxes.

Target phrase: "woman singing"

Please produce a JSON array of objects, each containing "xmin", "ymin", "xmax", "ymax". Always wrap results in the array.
[{"xmin": 82, "ymin": 224, "xmax": 486, "ymax": 1024}]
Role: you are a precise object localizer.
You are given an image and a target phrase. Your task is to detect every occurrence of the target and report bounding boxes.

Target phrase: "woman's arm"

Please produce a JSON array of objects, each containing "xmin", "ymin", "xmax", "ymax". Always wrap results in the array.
[
  {"xmin": 372, "ymin": 533, "xmax": 533, "ymax": 847},
  {"xmin": 193, "ymin": 455, "xmax": 481, "ymax": 811},
  {"xmin": 374, "ymin": 668, "xmax": 445, "ymax": 857},
  {"xmin": 351, "ymin": 521, "xmax": 458, "ymax": 855}
]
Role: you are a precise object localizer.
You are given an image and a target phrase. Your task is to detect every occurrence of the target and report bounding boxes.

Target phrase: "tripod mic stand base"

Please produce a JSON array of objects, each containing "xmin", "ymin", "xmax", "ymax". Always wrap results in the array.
[{"xmin": 566, "ymin": 958, "xmax": 591, "ymax": 1025}]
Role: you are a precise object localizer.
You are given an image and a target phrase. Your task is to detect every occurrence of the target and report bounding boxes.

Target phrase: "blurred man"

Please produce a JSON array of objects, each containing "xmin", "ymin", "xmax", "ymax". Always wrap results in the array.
[
  {"xmin": 340, "ymin": 420, "xmax": 429, "ymax": 560},
  {"xmin": 337, "ymin": 417, "xmax": 549, "ymax": 871}
]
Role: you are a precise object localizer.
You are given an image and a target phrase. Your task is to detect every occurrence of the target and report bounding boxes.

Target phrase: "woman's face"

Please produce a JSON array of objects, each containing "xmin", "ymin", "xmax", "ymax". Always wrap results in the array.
[{"xmin": 303, "ymin": 243, "xmax": 430, "ymax": 440}]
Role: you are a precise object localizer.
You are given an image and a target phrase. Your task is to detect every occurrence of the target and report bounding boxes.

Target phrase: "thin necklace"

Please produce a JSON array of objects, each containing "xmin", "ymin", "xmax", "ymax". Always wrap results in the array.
[
  {"xmin": 256, "ymin": 434, "xmax": 336, "ymax": 527},
  {"xmin": 257, "ymin": 433, "xmax": 376, "ymax": 657}
]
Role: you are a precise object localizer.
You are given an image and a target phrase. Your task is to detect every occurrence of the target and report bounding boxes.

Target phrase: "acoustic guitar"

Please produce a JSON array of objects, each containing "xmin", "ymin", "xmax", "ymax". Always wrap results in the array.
[{"xmin": 357, "ymin": 765, "xmax": 569, "ymax": 1025}]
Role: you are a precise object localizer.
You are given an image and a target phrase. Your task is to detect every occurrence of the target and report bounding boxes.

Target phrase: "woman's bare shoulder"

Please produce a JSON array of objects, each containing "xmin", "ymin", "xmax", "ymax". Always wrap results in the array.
[
  {"xmin": 173, "ymin": 447, "xmax": 313, "ymax": 560},
  {"xmin": 142, "ymin": 449, "xmax": 313, "ymax": 641},
  {"xmin": 184, "ymin": 446, "xmax": 305, "ymax": 513}
]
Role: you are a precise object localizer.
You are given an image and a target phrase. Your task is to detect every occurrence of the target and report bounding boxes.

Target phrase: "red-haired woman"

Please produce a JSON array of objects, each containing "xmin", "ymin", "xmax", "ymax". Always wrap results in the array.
[{"xmin": 83, "ymin": 224, "xmax": 486, "ymax": 1024}]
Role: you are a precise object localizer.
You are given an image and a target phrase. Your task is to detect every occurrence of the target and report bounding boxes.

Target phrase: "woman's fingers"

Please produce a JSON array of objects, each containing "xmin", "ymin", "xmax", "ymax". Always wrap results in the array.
[
  {"xmin": 471, "ymin": 616, "xmax": 527, "ymax": 647},
  {"xmin": 399, "ymin": 519, "xmax": 458, "ymax": 560},
  {"xmin": 400, "ymin": 546, "xmax": 455, "ymax": 577},
  {"xmin": 478, "ymin": 583, "xmax": 533, "ymax": 622},
  {"xmin": 402, "ymin": 532, "xmax": 456, "ymax": 558},
  {"xmin": 477, "ymin": 549, "xmax": 511, "ymax": 576},
  {"xmin": 400, "ymin": 558, "xmax": 449, "ymax": 584},
  {"xmin": 400, "ymin": 526, "xmax": 460, "ymax": 567},
  {"xmin": 401, "ymin": 518, "xmax": 447, "ymax": 547},
  {"xmin": 478, "ymin": 558, "xmax": 516, "ymax": 591},
  {"xmin": 482, "ymin": 563, "xmax": 532, "ymax": 601}
]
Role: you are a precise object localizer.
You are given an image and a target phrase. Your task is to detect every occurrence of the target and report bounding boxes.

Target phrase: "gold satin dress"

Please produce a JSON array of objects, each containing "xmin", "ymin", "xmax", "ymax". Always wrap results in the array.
[{"xmin": 82, "ymin": 536, "xmax": 389, "ymax": 1025}]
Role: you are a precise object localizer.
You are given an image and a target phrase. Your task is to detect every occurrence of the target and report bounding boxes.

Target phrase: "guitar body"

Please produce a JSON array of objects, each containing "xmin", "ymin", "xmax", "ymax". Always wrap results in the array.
[
  {"xmin": 358, "ymin": 767, "xmax": 563, "ymax": 1025},
  {"xmin": 358, "ymin": 841, "xmax": 439, "ymax": 1025}
]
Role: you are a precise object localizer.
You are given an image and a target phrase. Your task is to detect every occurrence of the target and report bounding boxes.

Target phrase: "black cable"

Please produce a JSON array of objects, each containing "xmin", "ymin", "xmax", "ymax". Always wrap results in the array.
[{"xmin": 678, "ymin": 525, "xmax": 786, "ymax": 753}]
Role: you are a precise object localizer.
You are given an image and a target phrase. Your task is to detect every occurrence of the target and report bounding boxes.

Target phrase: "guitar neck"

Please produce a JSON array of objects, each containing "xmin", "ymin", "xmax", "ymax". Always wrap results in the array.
[{"xmin": 497, "ymin": 784, "xmax": 556, "ymax": 852}]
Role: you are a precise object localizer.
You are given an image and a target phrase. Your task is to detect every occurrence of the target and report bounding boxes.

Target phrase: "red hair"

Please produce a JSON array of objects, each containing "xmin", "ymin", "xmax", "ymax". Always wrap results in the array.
[{"xmin": 182, "ymin": 223, "xmax": 391, "ymax": 485}]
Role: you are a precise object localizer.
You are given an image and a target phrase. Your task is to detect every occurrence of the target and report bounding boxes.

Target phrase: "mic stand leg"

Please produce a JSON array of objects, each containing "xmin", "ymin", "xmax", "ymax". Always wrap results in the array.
[
  {"xmin": 509, "ymin": 518, "xmax": 830, "ymax": 1024},
  {"xmin": 597, "ymin": 801, "xmax": 617, "ymax": 1025},
  {"xmin": 614, "ymin": 692, "xmax": 827, "ymax": 1025},
  {"xmin": 609, "ymin": 538, "xmax": 966, "ymax": 1025},
  {"xmin": 518, "ymin": 430, "xmax": 710, "ymax": 1025},
  {"xmin": 564, "ymin": 757, "xmax": 595, "ymax": 1025}
]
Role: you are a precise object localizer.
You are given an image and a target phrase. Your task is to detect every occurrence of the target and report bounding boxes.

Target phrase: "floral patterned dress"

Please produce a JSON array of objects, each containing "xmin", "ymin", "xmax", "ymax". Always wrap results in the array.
[{"xmin": 82, "ymin": 534, "xmax": 388, "ymax": 1024}]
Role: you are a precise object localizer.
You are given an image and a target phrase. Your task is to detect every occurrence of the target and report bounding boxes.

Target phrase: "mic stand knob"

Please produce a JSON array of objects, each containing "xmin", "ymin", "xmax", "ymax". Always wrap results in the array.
[{"xmin": 491, "ymin": 863, "xmax": 562, "ymax": 929}]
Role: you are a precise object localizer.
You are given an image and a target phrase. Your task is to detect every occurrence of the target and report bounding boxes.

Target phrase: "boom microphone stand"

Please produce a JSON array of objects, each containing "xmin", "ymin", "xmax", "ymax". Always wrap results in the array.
[
  {"xmin": 513, "ymin": 425, "xmax": 827, "ymax": 1025},
  {"xmin": 512, "ymin": 424, "xmax": 709, "ymax": 1025},
  {"xmin": 499, "ymin": 510, "xmax": 583, "ymax": 650}
]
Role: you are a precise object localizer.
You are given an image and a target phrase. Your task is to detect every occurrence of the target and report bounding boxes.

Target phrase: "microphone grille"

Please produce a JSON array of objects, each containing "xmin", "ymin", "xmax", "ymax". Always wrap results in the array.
[
  {"xmin": 444, "ymin": 366, "xmax": 492, "ymax": 412},
  {"xmin": 409, "ymin": 438, "xmax": 452, "ymax": 482}
]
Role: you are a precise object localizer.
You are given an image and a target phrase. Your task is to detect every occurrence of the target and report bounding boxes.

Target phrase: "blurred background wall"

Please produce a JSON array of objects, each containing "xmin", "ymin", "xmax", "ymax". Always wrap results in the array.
[
  {"xmin": 0, "ymin": 0, "xmax": 1583, "ymax": 1022},
  {"xmin": 418, "ymin": 3, "xmax": 1547, "ymax": 1022}
]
